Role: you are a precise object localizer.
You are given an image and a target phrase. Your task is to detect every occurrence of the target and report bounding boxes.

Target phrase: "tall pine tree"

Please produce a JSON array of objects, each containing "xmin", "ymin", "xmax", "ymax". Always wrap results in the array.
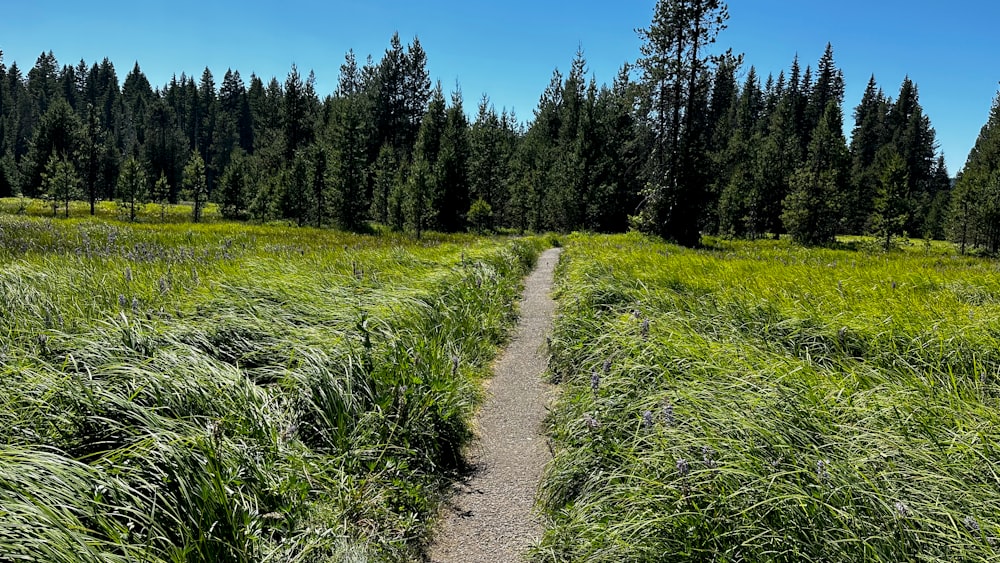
[{"xmin": 636, "ymin": 0, "xmax": 729, "ymax": 246}]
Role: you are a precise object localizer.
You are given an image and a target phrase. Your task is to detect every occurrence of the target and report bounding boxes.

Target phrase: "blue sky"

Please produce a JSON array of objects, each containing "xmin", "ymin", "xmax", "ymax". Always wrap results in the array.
[{"xmin": 2, "ymin": 1, "xmax": 998, "ymax": 173}]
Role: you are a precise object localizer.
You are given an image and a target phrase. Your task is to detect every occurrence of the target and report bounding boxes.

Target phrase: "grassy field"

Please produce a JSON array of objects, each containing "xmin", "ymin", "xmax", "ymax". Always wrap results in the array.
[
  {"xmin": 537, "ymin": 232, "xmax": 1000, "ymax": 562},
  {"xmin": 0, "ymin": 213, "xmax": 544, "ymax": 562},
  {"xmin": 0, "ymin": 197, "xmax": 224, "ymax": 223}
]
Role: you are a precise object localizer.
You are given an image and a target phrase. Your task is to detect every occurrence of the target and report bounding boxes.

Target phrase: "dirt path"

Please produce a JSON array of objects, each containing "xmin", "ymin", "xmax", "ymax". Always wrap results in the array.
[{"xmin": 427, "ymin": 247, "xmax": 562, "ymax": 563}]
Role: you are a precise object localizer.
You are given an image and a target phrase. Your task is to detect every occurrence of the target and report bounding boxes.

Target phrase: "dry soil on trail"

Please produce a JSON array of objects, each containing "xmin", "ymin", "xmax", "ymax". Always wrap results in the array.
[{"xmin": 427, "ymin": 247, "xmax": 562, "ymax": 563}]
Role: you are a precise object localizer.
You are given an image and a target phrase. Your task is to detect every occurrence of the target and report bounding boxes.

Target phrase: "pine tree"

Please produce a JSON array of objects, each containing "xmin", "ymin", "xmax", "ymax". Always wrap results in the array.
[
  {"xmin": 248, "ymin": 163, "xmax": 281, "ymax": 223},
  {"xmin": 41, "ymin": 152, "xmax": 81, "ymax": 218},
  {"xmin": 282, "ymin": 64, "xmax": 317, "ymax": 161},
  {"xmin": 218, "ymin": 148, "xmax": 251, "ymax": 220},
  {"xmin": 805, "ymin": 44, "xmax": 844, "ymax": 134},
  {"xmin": 579, "ymin": 75, "xmax": 614, "ymax": 232},
  {"xmin": 369, "ymin": 144, "xmax": 398, "ymax": 224},
  {"xmin": 404, "ymin": 156, "xmax": 432, "ymax": 238},
  {"xmin": 785, "ymin": 56, "xmax": 811, "ymax": 161},
  {"xmin": 182, "ymin": 151, "xmax": 207, "ymax": 222},
  {"xmin": 144, "ymin": 98, "xmax": 189, "ymax": 202},
  {"xmin": 595, "ymin": 64, "xmax": 647, "ymax": 233},
  {"xmin": 58, "ymin": 63, "xmax": 78, "ymax": 110},
  {"xmin": 80, "ymin": 103, "xmax": 107, "ymax": 215},
  {"xmin": 948, "ymin": 89, "xmax": 1000, "ymax": 252},
  {"xmin": 947, "ymin": 170, "xmax": 978, "ymax": 255},
  {"xmin": 372, "ymin": 34, "xmax": 411, "ymax": 157},
  {"xmin": 418, "ymin": 83, "xmax": 447, "ymax": 230},
  {"xmin": 636, "ymin": 0, "xmax": 729, "ymax": 246},
  {"xmin": 200, "ymin": 67, "xmax": 231, "ymax": 198},
  {"xmin": 782, "ymin": 101, "xmax": 849, "ymax": 245},
  {"xmin": 150, "ymin": 172, "xmax": 171, "ymax": 222},
  {"xmin": 0, "ymin": 155, "xmax": 14, "ymax": 198},
  {"xmin": 84, "ymin": 58, "xmax": 121, "ymax": 135},
  {"xmin": 470, "ymin": 96, "xmax": 508, "ymax": 226},
  {"xmin": 467, "ymin": 197, "xmax": 493, "ymax": 233},
  {"xmin": 7, "ymin": 62, "xmax": 33, "ymax": 164},
  {"xmin": 0, "ymin": 52, "xmax": 9, "ymax": 196},
  {"xmin": 337, "ymin": 50, "xmax": 362, "ymax": 97},
  {"xmin": 307, "ymin": 143, "xmax": 330, "ymax": 228},
  {"xmin": 924, "ymin": 155, "xmax": 951, "ymax": 239},
  {"xmin": 714, "ymin": 61, "xmax": 763, "ymax": 237},
  {"xmin": 870, "ymin": 148, "xmax": 909, "ymax": 250},
  {"xmin": 418, "ymin": 83, "xmax": 447, "ymax": 165},
  {"xmin": 22, "ymin": 98, "xmax": 83, "ymax": 196},
  {"xmin": 0, "ymin": 51, "xmax": 8, "ymax": 134},
  {"xmin": 754, "ymin": 105, "xmax": 798, "ymax": 237},
  {"xmin": 219, "ymin": 69, "xmax": 253, "ymax": 152},
  {"xmin": 706, "ymin": 54, "xmax": 740, "ymax": 150},
  {"xmin": 27, "ymin": 51, "xmax": 60, "ymax": 118},
  {"xmin": 520, "ymin": 69, "xmax": 564, "ymax": 231},
  {"xmin": 847, "ymin": 75, "xmax": 888, "ymax": 233},
  {"xmin": 248, "ymin": 74, "xmax": 277, "ymax": 155},
  {"xmin": 547, "ymin": 51, "xmax": 588, "ymax": 231},
  {"xmin": 280, "ymin": 151, "xmax": 310, "ymax": 226},
  {"xmin": 169, "ymin": 74, "xmax": 200, "ymax": 152},
  {"xmin": 328, "ymin": 92, "xmax": 370, "ymax": 231},
  {"xmin": 117, "ymin": 155, "xmax": 147, "ymax": 222},
  {"xmin": 403, "ymin": 85, "xmax": 446, "ymax": 235},
  {"xmin": 404, "ymin": 37, "xmax": 432, "ymax": 147},
  {"xmin": 386, "ymin": 159, "xmax": 407, "ymax": 231},
  {"xmin": 122, "ymin": 62, "xmax": 153, "ymax": 148},
  {"xmin": 887, "ymin": 77, "xmax": 937, "ymax": 235},
  {"xmin": 435, "ymin": 87, "xmax": 470, "ymax": 232},
  {"xmin": 197, "ymin": 68, "xmax": 217, "ymax": 154},
  {"xmin": 497, "ymin": 109, "xmax": 523, "ymax": 229},
  {"xmin": 71, "ymin": 59, "xmax": 88, "ymax": 104}
]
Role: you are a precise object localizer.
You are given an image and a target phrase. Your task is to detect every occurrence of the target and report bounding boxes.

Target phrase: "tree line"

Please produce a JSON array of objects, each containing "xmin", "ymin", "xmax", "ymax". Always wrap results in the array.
[{"xmin": 1, "ymin": 1, "xmax": 998, "ymax": 251}]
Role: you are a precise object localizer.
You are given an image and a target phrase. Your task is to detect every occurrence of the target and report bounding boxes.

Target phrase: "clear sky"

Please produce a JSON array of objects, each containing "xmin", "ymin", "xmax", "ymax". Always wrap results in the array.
[{"xmin": 2, "ymin": 1, "xmax": 998, "ymax": 174}]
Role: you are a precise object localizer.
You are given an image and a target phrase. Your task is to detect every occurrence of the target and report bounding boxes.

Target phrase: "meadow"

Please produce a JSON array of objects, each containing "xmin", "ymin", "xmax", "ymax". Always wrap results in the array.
[
  {"xmin": 0, "ymin": 197, "xmax": 224, "ymax": 224},
  {"xmin": 0, "ymin": 213, "xmax": 543, "ymax": 562},
  {"xmin": 537, "ymin": 233, "xmax": 1000, "ymax": 562}
]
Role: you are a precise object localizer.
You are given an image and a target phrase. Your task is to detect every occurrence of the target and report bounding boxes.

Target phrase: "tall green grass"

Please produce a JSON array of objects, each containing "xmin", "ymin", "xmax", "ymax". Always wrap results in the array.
[
  {"xmin": 0, "ymin": 214, "xmax": 543, "ymax": 562},
  {"xmin": 536, "ymin": 232, "xmax": 1000, "ymax": 562}
]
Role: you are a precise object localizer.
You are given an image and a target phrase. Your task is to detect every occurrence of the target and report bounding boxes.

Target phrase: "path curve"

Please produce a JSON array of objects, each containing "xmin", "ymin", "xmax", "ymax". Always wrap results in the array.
[{"xmin": 427, "ymin": 247, "xmax": 562, "ymax": 562}]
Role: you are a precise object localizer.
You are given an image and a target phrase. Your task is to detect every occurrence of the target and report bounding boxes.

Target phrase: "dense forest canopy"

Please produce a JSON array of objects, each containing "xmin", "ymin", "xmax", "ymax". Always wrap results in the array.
[{"xmin": 1, "ymin": 0, "xmax": 996, "ymax": 250}]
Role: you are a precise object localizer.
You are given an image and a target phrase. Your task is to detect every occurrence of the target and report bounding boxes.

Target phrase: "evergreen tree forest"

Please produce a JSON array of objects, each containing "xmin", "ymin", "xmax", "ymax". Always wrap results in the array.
[{"xmin": 2, "ymin": 0, "xmax": 995, "ymax": 250}]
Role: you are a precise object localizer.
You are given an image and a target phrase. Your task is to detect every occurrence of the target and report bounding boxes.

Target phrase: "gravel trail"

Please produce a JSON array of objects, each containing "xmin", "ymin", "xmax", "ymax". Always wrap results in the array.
[{"xmin": 427, "ymin": 247, "xmax": 561, "ymax": 563}]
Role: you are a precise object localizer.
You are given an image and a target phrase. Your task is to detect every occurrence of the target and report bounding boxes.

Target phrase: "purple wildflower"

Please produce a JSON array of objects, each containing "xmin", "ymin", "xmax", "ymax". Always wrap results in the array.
[
  {"xmin": 642, "ymin": 410, "xmax": 654, "ymax": 429},
  {"xmin": 591, "ymin": 371, "xmax": 601, "ymax": 395},
  {"xmin": 817, "ymin": 459, "xmax": 830, "ymax": 482},
  {"xmin": 676, "ymin": 458, "xmax": 690, "ymax": 477},
  {"xmin": 702, "ymin": 446, "xmax": 717, "ymax": 469}
]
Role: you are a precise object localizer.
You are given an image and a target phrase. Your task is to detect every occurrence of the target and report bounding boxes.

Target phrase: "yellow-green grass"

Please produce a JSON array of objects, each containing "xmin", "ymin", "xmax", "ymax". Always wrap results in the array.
[
  {"xmin": 536, "ymin": 232, "xmax": 1000, "ymax": 562},
  {"xmin": 0, "ymin": 214, "xmax": 545, "ymax": 562},
  {"xmin": 0, "ymin": 197, "xmax": 223, "ymax": 223}
]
